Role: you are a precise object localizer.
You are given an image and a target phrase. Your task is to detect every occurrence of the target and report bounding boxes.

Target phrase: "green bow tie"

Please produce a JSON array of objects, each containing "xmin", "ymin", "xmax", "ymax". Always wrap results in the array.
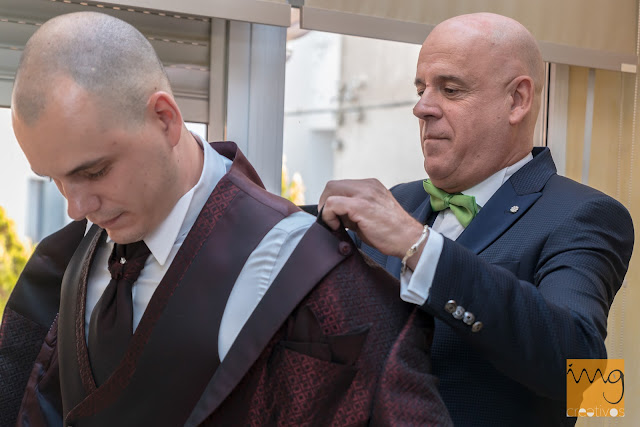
[{"xmin": 423, "ymin": 179, "xmax": 479, "ymax": 227}]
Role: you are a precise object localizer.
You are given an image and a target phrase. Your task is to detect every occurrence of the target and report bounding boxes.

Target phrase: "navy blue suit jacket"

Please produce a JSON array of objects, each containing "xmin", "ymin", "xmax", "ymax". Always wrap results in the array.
[{"xmin": 357, "ymin": 147, "xmax": 634, "ymax": 426}]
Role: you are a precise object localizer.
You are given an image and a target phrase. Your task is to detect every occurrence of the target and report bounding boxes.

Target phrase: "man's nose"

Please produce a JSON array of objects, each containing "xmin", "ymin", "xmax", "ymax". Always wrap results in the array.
[
  {"xmin": 59, "ymin": 182, "xmax": 100, "ymax": 221},
  {"xmin": 413, "ymin": 88, "xmax": 443, "ymax": 120}
]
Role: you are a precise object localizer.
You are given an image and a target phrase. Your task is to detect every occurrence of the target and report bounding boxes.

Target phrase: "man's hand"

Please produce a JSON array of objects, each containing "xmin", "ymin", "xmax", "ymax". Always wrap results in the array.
[{"xmin": 319, "ymin": 179, "xmax": 425, "ymax": 262}]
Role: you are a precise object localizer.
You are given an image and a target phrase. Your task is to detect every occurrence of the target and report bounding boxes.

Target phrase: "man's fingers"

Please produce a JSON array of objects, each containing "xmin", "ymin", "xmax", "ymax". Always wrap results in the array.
[
  {"xmin": 318, "ymin": 178, "xmax": 385, "ymax": 207},
  {"xmin": 320, "ymin": 195, "xmax": 365, "ymax": 231},
  {"xmin": 319, "ymin": 180, "xmax": 356, "ymax": 208},
  {"xmin": 318, "ymin": 180, "xmax": 423, "ymax": 258}
]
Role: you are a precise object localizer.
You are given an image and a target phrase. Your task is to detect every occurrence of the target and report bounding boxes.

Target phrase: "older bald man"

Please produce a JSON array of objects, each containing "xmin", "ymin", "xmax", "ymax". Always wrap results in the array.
[{"xmin": 320, "ymin": 13, "xmax": 634, "ymax": 426}]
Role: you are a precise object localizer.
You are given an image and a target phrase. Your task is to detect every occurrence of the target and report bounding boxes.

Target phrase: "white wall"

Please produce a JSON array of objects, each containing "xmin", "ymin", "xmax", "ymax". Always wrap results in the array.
[
  {"xmin": 333, "ymin": 36, "xmax": 424, "ymax": 188},
  {"xmin": 283, "ymin": 31, "xmax": 342, "ymax": 204},
  {"xmin": 283, "ymin": 32, "xmax": 426, "ymax": 205}
]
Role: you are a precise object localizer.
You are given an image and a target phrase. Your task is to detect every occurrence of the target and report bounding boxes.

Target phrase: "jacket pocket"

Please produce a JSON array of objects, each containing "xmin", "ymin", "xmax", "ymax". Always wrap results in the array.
[
  {"xmin": 282, "ymin": 305, "xmax": 369, "ymax": 366},
  {"xmin": 265, "ymin": 343, "xmax": 359, "ymax": 426},
  {"xmin": 260, "ymin": 305, "xmax": 370, "ymax": 426}
]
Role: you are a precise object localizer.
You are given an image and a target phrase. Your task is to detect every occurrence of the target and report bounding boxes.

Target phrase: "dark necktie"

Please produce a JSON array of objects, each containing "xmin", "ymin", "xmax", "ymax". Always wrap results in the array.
[
  {"xmin": 423, "ymin": 179, "xmax": 479, "ymax": 227},
  {"xmin": 88, "ymin": 239, "xmax": 151, "ymax": 386}
]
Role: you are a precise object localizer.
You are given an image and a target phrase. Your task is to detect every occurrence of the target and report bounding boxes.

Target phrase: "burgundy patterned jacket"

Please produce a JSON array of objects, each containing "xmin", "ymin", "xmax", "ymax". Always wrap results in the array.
[{"xmin": 0, "ymin": 142, "xmax": 451, "ymax": 426}]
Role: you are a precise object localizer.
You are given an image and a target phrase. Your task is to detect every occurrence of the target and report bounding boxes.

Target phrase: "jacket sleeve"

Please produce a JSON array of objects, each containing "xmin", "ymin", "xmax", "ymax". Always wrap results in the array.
[
  {"xmin": 0, "ymin": 219, "xmax": 86, "ymax": 425},
  {"xmin": 370, "ymin": 308, "xmax": 453, "ymax": 426}
]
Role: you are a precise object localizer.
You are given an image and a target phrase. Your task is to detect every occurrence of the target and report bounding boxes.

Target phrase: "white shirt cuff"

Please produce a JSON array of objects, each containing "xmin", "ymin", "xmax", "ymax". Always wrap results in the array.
[{"xmin": 400, "ymin": 229, "xmax": 444, "ymax": 305}]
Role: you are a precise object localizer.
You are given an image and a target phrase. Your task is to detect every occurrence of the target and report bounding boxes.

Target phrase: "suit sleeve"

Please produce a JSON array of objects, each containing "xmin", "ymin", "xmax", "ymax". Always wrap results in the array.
[
  {"xmin": 370, "ymin": 308, "xmax": 453, "ymax": 426},
  {"xmin": 422, "ymin": 195, "xmax": 634, "ymax": 400},
  {"xmin": 0, "ymin": 220, "xmax": 85, "ymax": 425}
]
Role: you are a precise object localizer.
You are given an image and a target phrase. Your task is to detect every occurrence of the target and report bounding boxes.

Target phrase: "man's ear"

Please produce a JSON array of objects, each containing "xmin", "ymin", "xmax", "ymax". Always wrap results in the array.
[
  {"xmin": 146, "ymin": 91, "xmax": 183, "ymax": 146},
  {"xmin": 508, "ymin": 76, "xmax": 535, "ymax": 125}
]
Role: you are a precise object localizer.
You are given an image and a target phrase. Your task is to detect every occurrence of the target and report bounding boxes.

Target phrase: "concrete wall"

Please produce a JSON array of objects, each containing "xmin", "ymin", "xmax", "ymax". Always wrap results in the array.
[
  {"xmin": 283, "ymin": 31, "xmax": 424, "ymax": 205},
  {"xmin": 333, "ymin": 36, "xmax": 423, "ymax": 187},
  {"xmin": 283, "ymin": 31, "xmax": 342, "ymax": 204}
]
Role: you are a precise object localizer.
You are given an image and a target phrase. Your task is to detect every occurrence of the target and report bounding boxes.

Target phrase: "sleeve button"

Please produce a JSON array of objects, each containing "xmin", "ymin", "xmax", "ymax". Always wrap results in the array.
[
  {"xmin": 453, "ymin": 306, "xmax": 465, "ymax": 320},
  {"xmin": 463, "ymin": 312, "xmax": 475, "ymax": 325},
  {"xmin": 471, "ymin": 321, "xmax": 483, "ymax": 333},
  {"xmin": 444, "ymin": 300, "xmax": 457, "ymax": 313}
]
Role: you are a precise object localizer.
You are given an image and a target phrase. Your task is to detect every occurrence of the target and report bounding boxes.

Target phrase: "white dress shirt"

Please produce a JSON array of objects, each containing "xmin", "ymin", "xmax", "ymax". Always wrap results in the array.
[
  {"xmin": 400, "ymin": 153, "xmax": 533, "ymax": 305},
  {"xmin": 85, "ymin": 137, "xmax": 315, "ymax": 360}
]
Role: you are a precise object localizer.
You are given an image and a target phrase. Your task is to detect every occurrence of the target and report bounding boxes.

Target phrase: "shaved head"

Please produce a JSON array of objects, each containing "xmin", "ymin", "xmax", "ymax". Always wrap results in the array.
[
  {"xmin": 11, "ymin": 12, "xmax": 203, "ymax": 243},
  {"xmin": 430, "ymin": 13, "xmax": 545, "ymax": 116},
  {"xmin": 413, "ymin": 13, "xmax": 546, "ymax": 192},
  {"xmin": 13, "ymin": 11, "xmax": 171, "ymax": 126}
]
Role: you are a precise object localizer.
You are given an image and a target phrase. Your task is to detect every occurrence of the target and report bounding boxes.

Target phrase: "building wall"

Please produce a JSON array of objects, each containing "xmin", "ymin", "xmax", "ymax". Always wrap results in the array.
[
  {"xmin": 283, "ymin": 32, "xmax": 424, "ymax": 205},
  {"xmin": 333, "ymin": 35, "xmax": 424, "ymax": 187},
  {"xmin": 283, "ymin": 31, "xmax": 342, "ymax": 204}
]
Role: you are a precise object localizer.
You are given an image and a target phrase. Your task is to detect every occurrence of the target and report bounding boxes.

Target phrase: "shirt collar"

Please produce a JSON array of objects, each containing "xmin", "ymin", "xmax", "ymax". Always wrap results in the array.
[{"xmin": 461, "ymin": 152, "xmax": 533, "ymax": 208}]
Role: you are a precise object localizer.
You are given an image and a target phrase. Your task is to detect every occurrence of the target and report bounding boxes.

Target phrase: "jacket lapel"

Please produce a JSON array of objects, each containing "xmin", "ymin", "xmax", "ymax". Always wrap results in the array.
[
  {"xmin": 58, "ymin": 224, "xmax": 104, "ymax": 415},
  {"xmin": 185, "ymin": 221, "xmax": 350, "ymax": 426},
  {"xmin": 455, "ymin": 147, "xmax": 556, "ymax": 254},
  {"xmin": 454, "ymin": 182, "xmax": 541, "ymax": 254}
]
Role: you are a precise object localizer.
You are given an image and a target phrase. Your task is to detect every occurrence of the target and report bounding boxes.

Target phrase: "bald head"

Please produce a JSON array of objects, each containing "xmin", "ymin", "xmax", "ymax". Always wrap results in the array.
[
  {"xmin": 414, "ymin": 13, "xmax": 545, "ymax": 191},
  {"xmin": 13, "ymin": 11, "xmax": 171, "ymax": 126},
  {"xmin": 429, "ymin": 13, "xmax": 545, "ymax": 111}
]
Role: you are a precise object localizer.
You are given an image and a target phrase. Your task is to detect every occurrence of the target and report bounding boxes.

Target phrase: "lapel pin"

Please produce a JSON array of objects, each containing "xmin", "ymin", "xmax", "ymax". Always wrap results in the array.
[{"xmin": 509, "ymin": 206, "xmax": 519, "ymax": 214}]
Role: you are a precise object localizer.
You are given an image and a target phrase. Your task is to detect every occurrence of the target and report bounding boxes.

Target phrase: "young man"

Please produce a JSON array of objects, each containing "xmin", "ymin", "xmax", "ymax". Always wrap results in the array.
[{"xmin": 0, "ymin": 11, "xmax": 451, "ymax": 426}]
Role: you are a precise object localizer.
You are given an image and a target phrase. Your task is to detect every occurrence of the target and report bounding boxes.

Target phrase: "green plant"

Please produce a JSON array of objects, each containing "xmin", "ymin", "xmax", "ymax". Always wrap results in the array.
[{"xmin": 0, "ymin": 206, "xmax": 31, "ymax": 317}]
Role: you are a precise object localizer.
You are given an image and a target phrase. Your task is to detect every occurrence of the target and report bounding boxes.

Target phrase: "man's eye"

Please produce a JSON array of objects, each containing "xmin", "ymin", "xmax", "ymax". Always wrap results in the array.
[
  {"xmin": 443, "ymin": 87, "xmax": 458, "ymax": 95},
  {"xmin": 87, "ymin": 168, "xmax": 107, "ymax": 179}
]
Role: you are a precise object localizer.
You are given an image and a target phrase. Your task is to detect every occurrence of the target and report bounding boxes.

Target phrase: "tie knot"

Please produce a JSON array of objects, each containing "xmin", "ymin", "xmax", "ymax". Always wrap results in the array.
[
  {"xmin": 442, "ymin": 193, "xmax": 455, "ymax": 206},
  {"xmin": 108, "ymin": 240, "xmax": 151, "ymax": 282},
  {"xmin": 423, "ymin": 179, "xmax": 480, "ymax": 227}
]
